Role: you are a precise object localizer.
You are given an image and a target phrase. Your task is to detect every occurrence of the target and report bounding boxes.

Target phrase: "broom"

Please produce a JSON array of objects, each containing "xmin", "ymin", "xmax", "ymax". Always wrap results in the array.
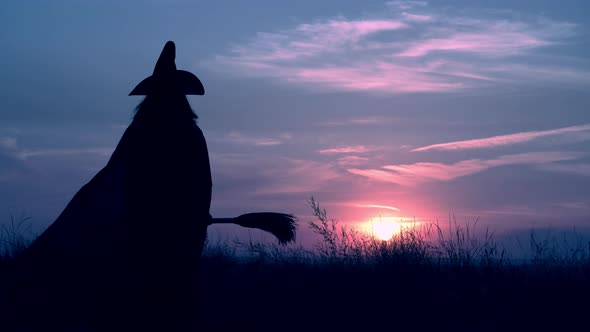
[{"xmin": 210, "ymin": 212, "xmax": 297, "ymax": 245}]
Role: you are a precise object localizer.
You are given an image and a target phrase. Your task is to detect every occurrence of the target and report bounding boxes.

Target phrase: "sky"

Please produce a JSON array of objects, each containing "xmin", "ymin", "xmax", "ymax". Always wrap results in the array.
[{"xmin": 1, "ymin": 0, "xmax": 590, "ymax": 247}]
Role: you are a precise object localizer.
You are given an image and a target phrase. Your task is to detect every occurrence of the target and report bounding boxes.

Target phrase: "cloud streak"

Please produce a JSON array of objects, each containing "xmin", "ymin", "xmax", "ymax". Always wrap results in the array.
[
  {"xmin": 208, "ymin": 2, "xmax": 586, "ymax": 94},
  {"xmin": 317, "ymin": 116, "xmax": 388, "ymax": 127},
  {"xmin": 318, "ymin": 145, "xmax": 377, "ymax": 154},
  {"xmin": 396, "ymin": 31, "xmax": 548, "ymax": 57},
  {"xmin": 337, "ymin": 156, "xmax": 370, "ymax": 166},
  {"xmin": 1, "ymin": 136, "xmax": 112, "ymax": 160},
  {"xmin": 211, "ymin": 153, "xmax": 341, "ymax": 196},
  {"xmin": 356, "ymin": 203, "xmax": 401, "ymax": 211},
  {"xmin": 387, "ymin": 1, "xmax": 427, "ymax": 10},
  {"xmin": 224, "ymin": 131, "xmax": 291, "ymax": 146},
  {"xmin": 16, "ymin": 148, "xmax": 113, "ymax": 159},
  {"xmin": 412, "ymin": 123, "xmax": 590, "ymax": 152},
  {"xmin": 401, "ymin": 12, "xmax": 432, "ymax": 22},
  {"xmin": 0, "ymin": 137, "xmax": 17, "ymax": 150},
  {"xmin": 538, "ymin": 163, "xmax": 590, "ymax": 177},
  {"xmin": 348, "ymin": 151, "xmax": 584, "ymax": 186}
]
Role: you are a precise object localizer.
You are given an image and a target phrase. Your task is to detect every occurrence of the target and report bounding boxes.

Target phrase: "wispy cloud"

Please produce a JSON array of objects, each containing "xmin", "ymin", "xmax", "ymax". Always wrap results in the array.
[
  {"xmin": 552, "ymin": 201, "xmax": 590, "ymax": 210},
  {"xmin": 16, "ymin": 148, "xmax": 113, "ymax": 159},
  {"xmin": 318, "ymin": 145, "xmax": 378, "ymax": 154},
  {"xmin": 412, "ymin": 123, "xmax": 590, "ymax": 152},
  {"xmin": 225, "ymin": 131, "xmax": 291, "ymax": 146},
  {"xmin": 356, "ymin": 203, "xmax": 401, "ymax": 211},
  {"xmin": 538, "ymin": 163, "xmax": 590, "ymax": 176},
  {"xmin": 347, "ymin": 168, "xmax": 403, "ymax": 184},
  {"xmin": 396, "ymin": 30, "xmax": 548, "ymax": 58},
  {"xmin": 207, "ymin": 2, "xmax": 586, "ymax": 94},
  {"xmin": 0, "ymin": 137, "xmax": 17, "ymax": 150},
  {"xmin": 1, "ymin": 136, "xmax": 112, "ymax": 160},
  {"xmin": 0, "ymin": 136, "xmax": 114, "ymax": 183},
  {"xmin": 387, "ymin": 1, "xmax": 427, "ymax": 10},
  {"xmin": 348, "ymin": 151, "xmax": 584, "ymax": 186},
  {"xmin": 211, "ymin": 153, "xmax": 341, "ymax": 196},
  {"xmin": 253, "ymin": 158, "xmax": 341, "ymax": 195},
  {"xmin": 479, "ymin": 206, "xmax": 541, "ymax": 217},
  {"xmin": 337, "ymin": 156, "xmax": 370, "ymax": 166},
  {"xmin": 401, "ymin": 12, "xmax": 433, "ymax": 22},
  {"xmin": 317, "ymin": 116, "xmax": 390, "ymax": 127}
]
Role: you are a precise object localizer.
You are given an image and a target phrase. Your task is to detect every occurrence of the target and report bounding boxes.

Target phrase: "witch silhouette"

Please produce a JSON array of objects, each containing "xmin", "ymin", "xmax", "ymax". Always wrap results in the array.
[{"xmin": 12, "ymin": 41, "xmax": 296, "ymax": 331}]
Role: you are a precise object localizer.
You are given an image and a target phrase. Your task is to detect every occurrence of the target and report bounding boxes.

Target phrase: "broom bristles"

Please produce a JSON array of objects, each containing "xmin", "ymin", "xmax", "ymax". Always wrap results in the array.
[{"xmin": 232, "ymin": 212, "xmax": 297, "ymax": 244}]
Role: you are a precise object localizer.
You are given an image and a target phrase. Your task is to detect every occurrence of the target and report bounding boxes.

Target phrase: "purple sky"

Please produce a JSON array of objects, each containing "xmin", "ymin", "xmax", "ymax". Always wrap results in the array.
[{"xmin": 1, "ymin": 0, "xmax": 590, "ymax": 246}]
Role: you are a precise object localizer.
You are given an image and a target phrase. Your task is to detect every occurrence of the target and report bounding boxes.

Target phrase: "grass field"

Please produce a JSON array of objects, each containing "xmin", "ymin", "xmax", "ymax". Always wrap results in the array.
[{"xmin": 1, "ymin": 198, "xmax": 589, "ymax": 331}]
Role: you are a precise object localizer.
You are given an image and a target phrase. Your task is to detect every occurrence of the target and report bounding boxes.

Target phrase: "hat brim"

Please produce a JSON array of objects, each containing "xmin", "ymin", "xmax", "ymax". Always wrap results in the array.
[{"xmin": 129, "ymin": 70, "xmax": 205, "ymax": 96}]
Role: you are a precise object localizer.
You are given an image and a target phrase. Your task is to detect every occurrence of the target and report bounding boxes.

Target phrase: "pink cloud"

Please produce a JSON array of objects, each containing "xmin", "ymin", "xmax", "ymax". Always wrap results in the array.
[
  {"xmin": 337, "ymin": 156, "xmax": 370, "ymax": 166},
  {"xmin": 401, "ymin": 12, "xmax": 433, "ymax": 22},
  {"xmin": 296, "ymin": 20, "xmax": 407, "ymax": 43},
  {"xmin": 293, "ymin": 62, "xmax": 463, "ymax": 93},
  {"xmin": 225, "ymin": 132, "xmax": 289, "ymax": 146},
  {"xmin": 347, "ymin": 168, "xmax": 406, "ymax": 184},
  {"xmin": 348, "ymin": 117, "xmax": 382, "ymax": 125},
  {"xmin": 253, "ymin": 158, "xmax": 341, "ymax": 194},
  {"xmin": 383, "ymin": 160, "xmax": 487, "ymax": 181},
  {"xmin": 397, "ymin": 32, "xmax": 547, "ymax": 57},
  {"xmin": 318, "ymin": 116, "xmax": 386, "ymax": 127},
  {"xmin": 318, "ymin": 145, "xmax": 377, "ymax": 154},
  {"xmin": 356, "ymin": 203, "xmax": 401, "ymax": 211},
  {"xmin": 210, "ymin": 154, "xmax": 341, "ymax": 197},
  {"xmin": 226, "ymin": 19, "xmax": 407, "ymax": 64},
  {"xmin": 412, "ymin": 123, "xmax": 590, "ymax": 152},
  {"xmin": 348, "ymin": 151, "xmax": 584, "ymax": 186},
  {"xmin": 207, "ymin": 3, "xmax": 584, "ymax": 94}
]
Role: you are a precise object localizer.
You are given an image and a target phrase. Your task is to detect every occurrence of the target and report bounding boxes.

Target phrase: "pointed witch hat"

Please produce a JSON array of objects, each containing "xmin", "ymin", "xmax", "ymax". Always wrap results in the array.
[{"xmin": 129, "ymin": 40, "xmax": 204, "ymax": 96}]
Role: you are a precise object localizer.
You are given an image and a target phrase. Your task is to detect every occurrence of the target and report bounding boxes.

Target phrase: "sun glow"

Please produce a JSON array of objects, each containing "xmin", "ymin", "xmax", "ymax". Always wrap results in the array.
[
  {"xmin": 362, "ymin": 216, "xmax": 420, "ymax": 241},
  {"xmin": 371, "ymin": 221, "xmax": 401, "ymax": 240}
]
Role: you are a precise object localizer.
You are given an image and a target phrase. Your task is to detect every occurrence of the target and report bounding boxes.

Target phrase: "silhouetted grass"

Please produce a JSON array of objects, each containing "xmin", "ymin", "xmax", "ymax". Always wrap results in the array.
[
  {"xmin": 197, "ymin": 197, "xmax": 590, "ymax": 331},
  {"xmin": 2, "ymin": 199, "xmax": 590, "ymax": 331},
  {"xmin": 207, "ymin": 198, "xmax": 588, "ymax": 270},
  {"xmin": 0, "ymin": 214, "xmax": 33, "ymax": 261}
]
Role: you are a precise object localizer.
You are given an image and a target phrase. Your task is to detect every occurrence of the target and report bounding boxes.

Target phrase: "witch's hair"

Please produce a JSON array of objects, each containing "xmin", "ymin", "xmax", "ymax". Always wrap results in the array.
[{"xmin": 133, "ymin": 94, "xmax": 198, "ymax": 122}]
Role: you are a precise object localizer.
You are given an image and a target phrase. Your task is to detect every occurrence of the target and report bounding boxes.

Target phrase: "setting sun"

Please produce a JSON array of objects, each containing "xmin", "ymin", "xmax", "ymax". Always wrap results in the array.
[
  {"xmin": 359, "ymin": 216, "xmax": 421, "ymax": 241},
  {"xmin": 371, "ymin": 221, "xmax": 401, "ymax": 240}
]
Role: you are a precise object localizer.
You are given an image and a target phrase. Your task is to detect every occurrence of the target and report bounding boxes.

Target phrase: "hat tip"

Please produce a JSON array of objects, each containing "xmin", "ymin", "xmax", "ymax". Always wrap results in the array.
[
  {"xmin": 129, "ymin": 40, "xmax": 205, "ymax": 96},
  {"xmin": 162, "ymin": 41, "xmax": 176, "ymax": 60}
]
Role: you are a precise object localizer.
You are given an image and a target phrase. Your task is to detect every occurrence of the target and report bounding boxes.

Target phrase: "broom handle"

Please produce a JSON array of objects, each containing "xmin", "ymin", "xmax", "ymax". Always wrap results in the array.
[{"xmin": 210, "ymin": 217, "xmax": 235, "ymax": 224}]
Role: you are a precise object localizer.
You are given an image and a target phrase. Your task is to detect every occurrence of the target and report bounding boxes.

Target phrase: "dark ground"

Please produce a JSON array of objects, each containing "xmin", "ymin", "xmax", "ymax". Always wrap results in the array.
[
  {"xmin": 1, "ymin": 244, "xmax": 589, "ymax": 331},
  {"xmin": 196, "ymin": 255, "xmax": 590, "ymax": 332}
]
